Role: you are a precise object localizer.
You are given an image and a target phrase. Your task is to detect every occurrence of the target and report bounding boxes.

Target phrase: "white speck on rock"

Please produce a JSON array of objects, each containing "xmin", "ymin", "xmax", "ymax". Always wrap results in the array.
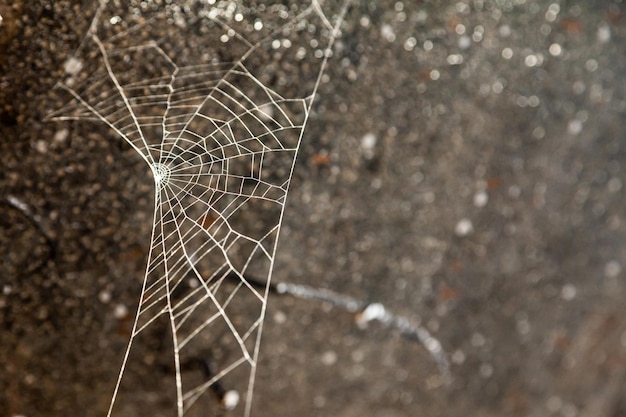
[
  {"xmin": 607, "ymin": 177, "xmax": 622, "ymax": 193},
  {"xmin": 381, "ymin": 23, "xmax": 396, "ymax": 43},
  {"xmin": 53, "ymin": 129, "xmax": 69, "ymax": 144},
  {"xmin": 273, "ymin": 310, "xmax": 287, "ymax": 324},
  {"xmin": 455, "ymin": 218, "xmax": 474, "ymax": 236},
  {"xmin": 568, "ymin": 119, "xmax": 583, "ymax": 135},
  {"xmin": 64, "ymin": 56, "xmax": 83, "ymax": 75},
  {"xmin": 257, "ymin": 103, "xmax": 274, "ymax": 121},
  {"xmin": 597, "ymin": 24, "xmax": 611, "ymax": 43},
  {"xmin": 361, "ymin": 133, "xmax": 377, "ymax": 151},
  {"xmin": 114, "ymin": 303, "xmax": 128, "ymax": 319},
  {"xmin": 560, "ymin": 284, "xmax": 577, "ymax": 301},
  {"xmin": 321, "ymin": 350, "xmax": 338, "ymax": 366},
  {"xmin": 605, "ymin": 260, "xmax": 622, "ymax": 278},
  {"xmin": 479, "ymin": 363, "xmax": 494, "ymax": 378},
  {"xmin": 34, "ymin": 140, "xmax": 48, "ymax": 154},
  {"xmin": 473, "ymin": 191, "xmax": 488, "ymax": 207},
  {"xmin": 98, "ymin": 290, "xmax": 112, "ymax": 304},
  {"xmin": 222, "ymin": 390, "xmax": 240, "ymax": 410}
]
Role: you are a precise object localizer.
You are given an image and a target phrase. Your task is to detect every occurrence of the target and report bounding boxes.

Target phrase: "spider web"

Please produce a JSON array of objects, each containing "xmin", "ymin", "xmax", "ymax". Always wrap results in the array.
[{"xmin": 48, "ymin": 1, "xmax": 351, "ymax": 416}]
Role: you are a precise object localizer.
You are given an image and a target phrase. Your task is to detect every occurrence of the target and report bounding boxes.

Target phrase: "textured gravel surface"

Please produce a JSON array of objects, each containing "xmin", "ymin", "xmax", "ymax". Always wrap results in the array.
[{"xmin": 1, "ymin": 1, "xmax": 626, "ymax": 417}]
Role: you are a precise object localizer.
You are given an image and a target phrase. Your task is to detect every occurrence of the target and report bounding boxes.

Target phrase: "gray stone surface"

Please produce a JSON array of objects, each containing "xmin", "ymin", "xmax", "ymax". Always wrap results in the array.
[{"xmin": 1, "ymin": 1, "xmax": 626, "ymax": 416}]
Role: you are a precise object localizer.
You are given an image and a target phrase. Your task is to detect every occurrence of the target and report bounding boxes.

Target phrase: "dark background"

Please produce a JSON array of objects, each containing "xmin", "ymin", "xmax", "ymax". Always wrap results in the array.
[{"xmin": 1, "ymin": 1, "xmax": 626, "ymax": 416}]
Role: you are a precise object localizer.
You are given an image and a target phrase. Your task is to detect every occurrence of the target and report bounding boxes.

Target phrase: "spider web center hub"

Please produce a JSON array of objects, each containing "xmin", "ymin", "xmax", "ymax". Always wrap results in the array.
[{"xmin": 151, "ymin": 162, "xmax": 171, "ymax": 189}]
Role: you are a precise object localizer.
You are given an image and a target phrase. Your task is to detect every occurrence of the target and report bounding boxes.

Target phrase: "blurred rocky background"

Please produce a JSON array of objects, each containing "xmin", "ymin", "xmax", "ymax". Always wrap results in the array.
[{"xmin": 1, "ymin": 1, "xmax": 626, "ymax": 416}]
